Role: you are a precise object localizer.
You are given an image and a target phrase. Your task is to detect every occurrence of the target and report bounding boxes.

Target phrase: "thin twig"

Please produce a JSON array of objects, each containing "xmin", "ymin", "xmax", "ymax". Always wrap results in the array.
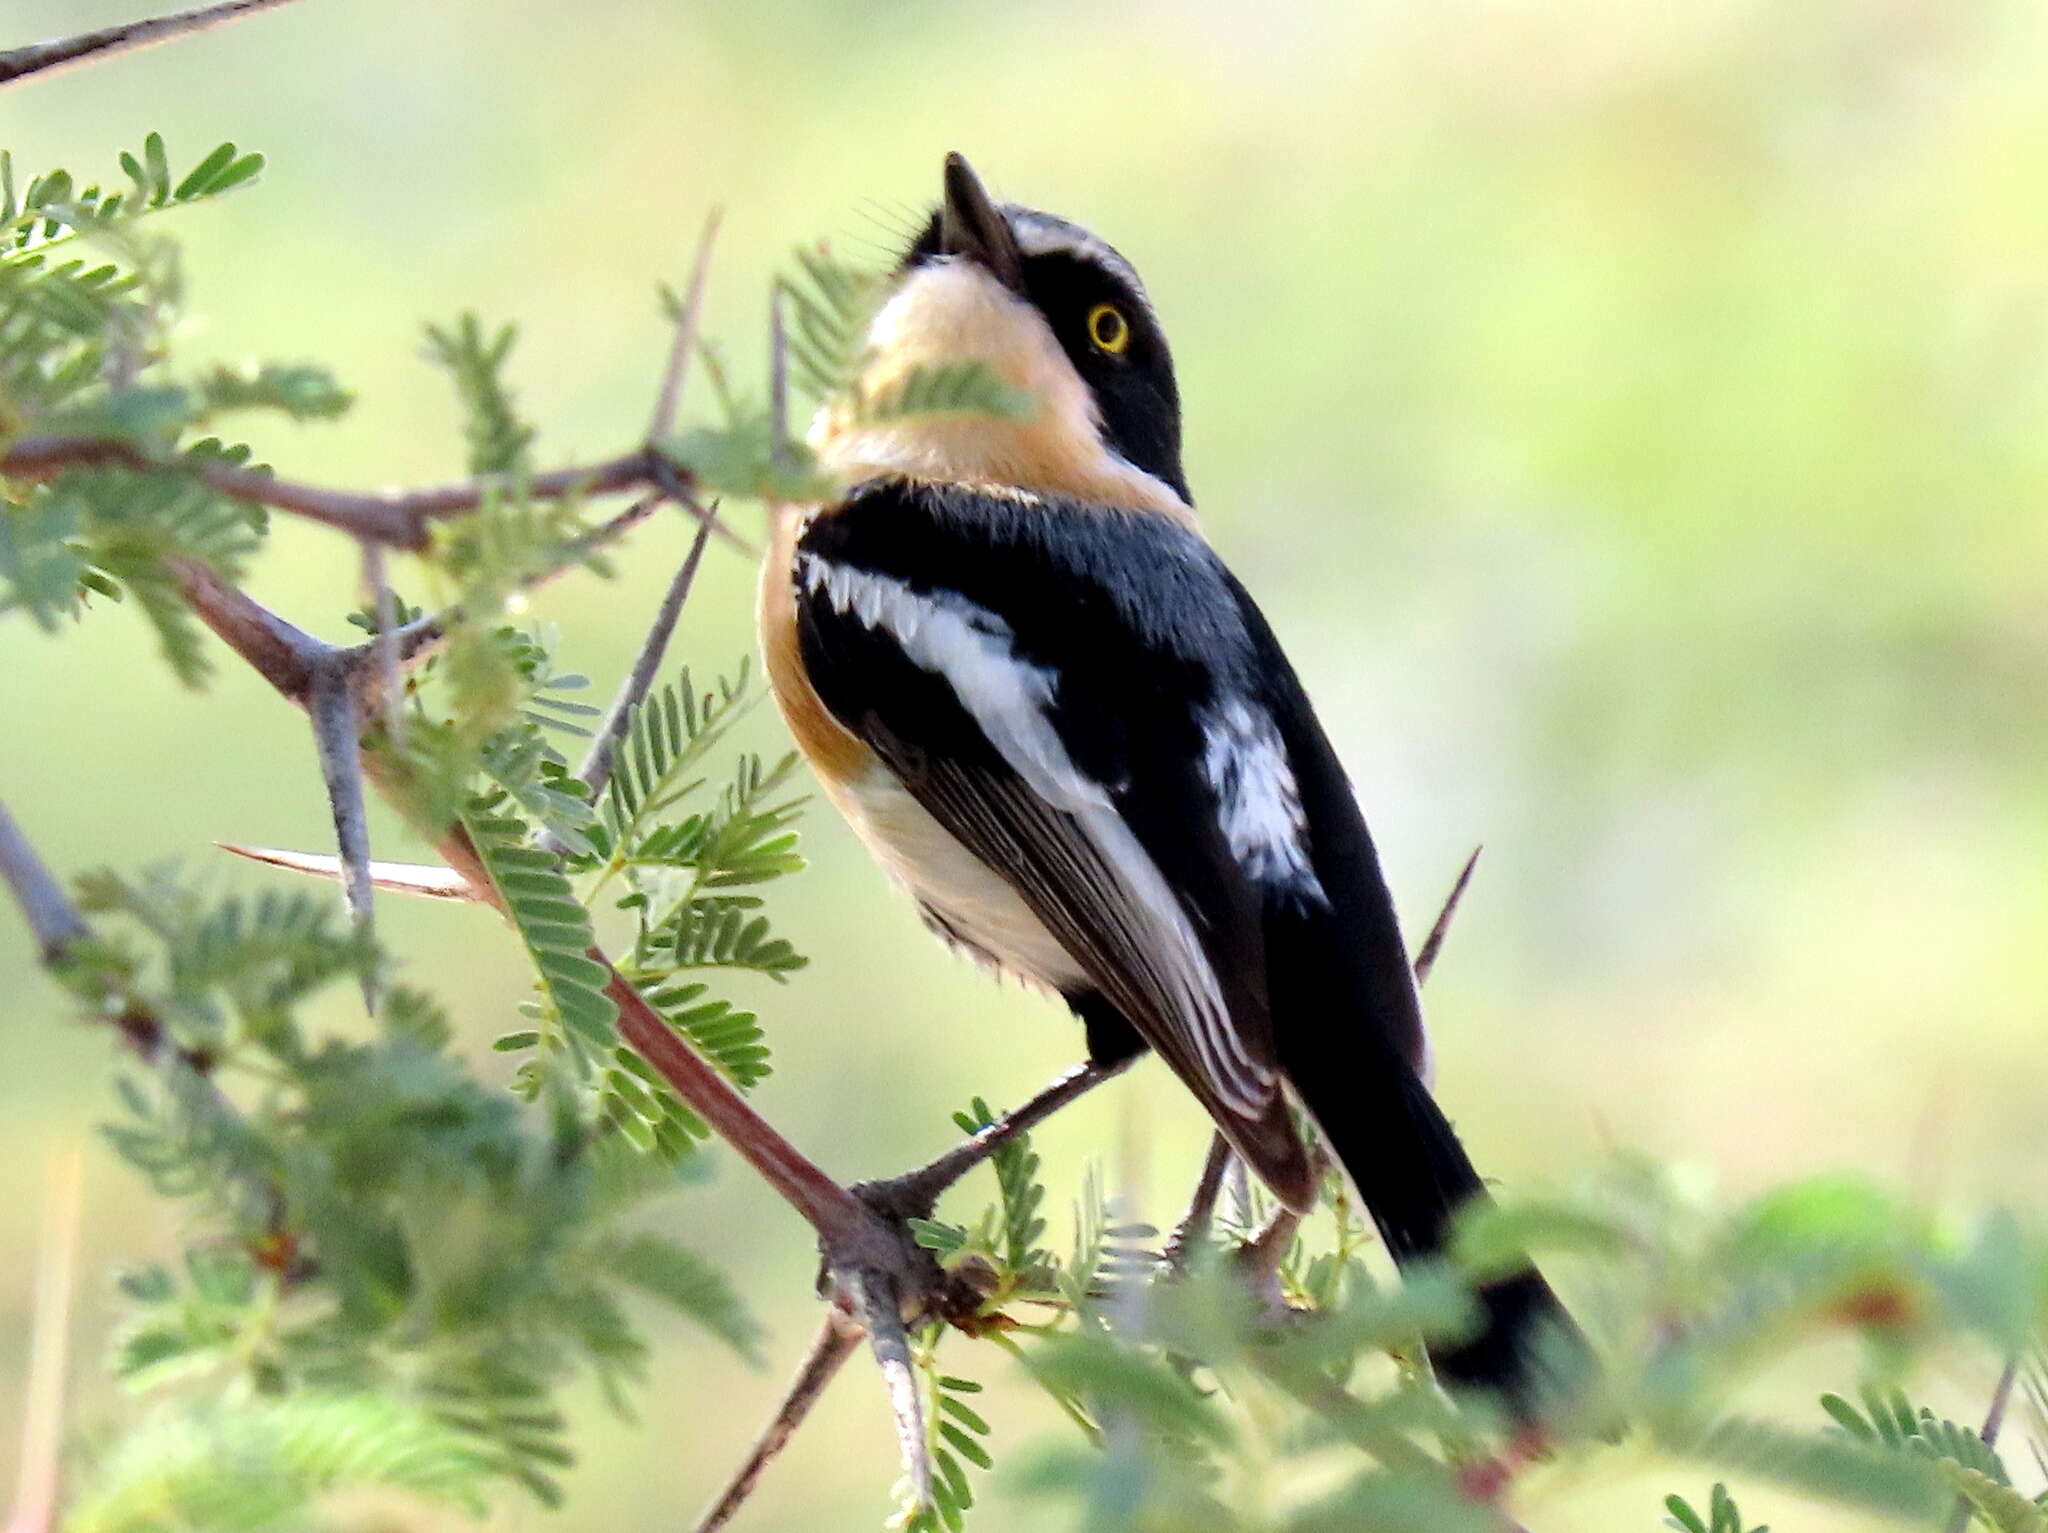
[
  {"xmin": 348, "ymin": 490, "xmax": 677, "ymax": 707},
  {"xmin": 4, "ymin": 1151, "xmax": 82, "ymax": 1533},
  {"xmin": 0, "ymin": 438, "xmax": 746, "ymax": 553},
  {"xmin": 1413, "ymin": 845, "xmax": 1482, "ymax": 985},
  {"xmin": 216, "ymin": 844, "xmax": 480, "ymax": 902},
  {"xmin": 573, "ymin": 509, "xmax": 716, "ymax": 798},
  {"xmin": 865, "ymin": 1058, "xmax": 1135, "ymax": 1217},
  {"xmin": 1943, "ymin": 1356, "xmax": 2021, "ymax": 1533},
  {"xmin": 0, "ymin": 0, "xmax": 300, "ymax": 88},
  {"xmin": 649, "ymin": 210, "xmax": 722, "ymax": 443},
  {"xmin": 692, "ymin": 1307, "xmax": 866, "ymax": 1533},
  {"xmin": 0, "ymin": 800, "xmax": 90, "ymax": 961}
]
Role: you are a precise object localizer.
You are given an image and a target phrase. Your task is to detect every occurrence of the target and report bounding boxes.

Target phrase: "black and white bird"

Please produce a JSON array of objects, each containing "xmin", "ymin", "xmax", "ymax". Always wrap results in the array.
[{"xmin": 760, "ymin": 154, "xmax": 1578, "ymax": 1408}]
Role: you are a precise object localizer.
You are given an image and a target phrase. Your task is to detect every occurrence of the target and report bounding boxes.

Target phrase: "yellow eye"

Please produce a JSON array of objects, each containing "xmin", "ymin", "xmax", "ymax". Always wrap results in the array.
[{"xmin": 1087, "ymin": 302, "xmax": 1130, "ymax": 354}]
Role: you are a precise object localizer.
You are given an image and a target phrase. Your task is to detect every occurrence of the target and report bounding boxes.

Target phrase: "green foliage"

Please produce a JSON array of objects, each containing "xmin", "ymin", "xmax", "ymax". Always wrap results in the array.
[
  {"xmin": 463, "ymin": 790, "xmax": 619, "ymax": 1083},
  {"xmin": 65, "ymin": 1396, "xmax": 486, "ymax": 1533},
  {"xmin": 1665, "ymin": 1482, "xmax": 1770, "ymax": 1533},
  {"xmin": 46, "ymin": 861, "xmax": 762, "ymax": 1522},
  {"xmin": 422, "ymin": 312, "xmax": 535, "ymax": 476}
]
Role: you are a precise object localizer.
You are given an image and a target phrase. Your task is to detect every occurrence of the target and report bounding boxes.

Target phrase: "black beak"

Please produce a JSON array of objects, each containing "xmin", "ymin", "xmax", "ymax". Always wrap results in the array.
[{"xmin": 940, "ymin": 152, "xmax": 1024, "ymax": 292}]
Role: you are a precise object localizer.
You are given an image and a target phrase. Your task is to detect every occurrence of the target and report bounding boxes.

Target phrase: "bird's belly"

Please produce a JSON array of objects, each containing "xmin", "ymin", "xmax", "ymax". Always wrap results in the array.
[{"xmin": 842, "ymin": 763, "xmax": 1089, "ymax": 994}]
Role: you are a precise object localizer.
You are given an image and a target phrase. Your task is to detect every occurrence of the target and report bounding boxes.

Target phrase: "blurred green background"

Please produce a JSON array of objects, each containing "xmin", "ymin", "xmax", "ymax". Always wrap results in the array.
[{"xmin": 5, "ymin": 0, "xmax": 2047, "ymax": 1527}]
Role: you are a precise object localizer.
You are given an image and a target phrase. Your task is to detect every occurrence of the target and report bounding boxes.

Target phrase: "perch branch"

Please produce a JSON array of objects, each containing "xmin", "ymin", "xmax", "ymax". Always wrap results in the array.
[
  {"xmin": 0, "ymin": 437, "xmax": 744, "ymax": 553},
  {"xmin": 0, "ymin": 0, "xmax": 300, "ymax": 88}
]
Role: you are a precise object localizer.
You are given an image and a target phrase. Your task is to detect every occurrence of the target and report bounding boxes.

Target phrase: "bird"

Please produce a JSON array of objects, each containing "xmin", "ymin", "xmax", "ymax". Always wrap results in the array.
[{"xmin": 758, "ymin": 152, "xmax": 1580, "ymax": 1412}]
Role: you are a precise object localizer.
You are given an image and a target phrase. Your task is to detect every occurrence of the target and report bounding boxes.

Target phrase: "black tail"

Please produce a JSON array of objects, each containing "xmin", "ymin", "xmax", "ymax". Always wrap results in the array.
[{"xmin": 1285, "ymin": 1045, "xmax": 1585, "ymax": 1418}]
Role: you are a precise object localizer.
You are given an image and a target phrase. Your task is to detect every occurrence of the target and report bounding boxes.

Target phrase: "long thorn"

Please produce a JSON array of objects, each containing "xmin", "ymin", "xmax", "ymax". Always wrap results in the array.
[
  {"xmin": 1413, "ymin": 844, "xmax": 1482, "ymax": 985},
  {"xmin": 573, "ymin": 508, "xmax": 717, "ymax": 799},
  {"xmin": 848, "ymin": 1270, "xmax": 931, "ymax": 1516},
  {"xmin": 0, "ymin": 800, "xmax": 89, "ymax": 961},
  {"xmin": 692, "ymin": 1307, "xmax": 866, "ymax": 1533},
  {"xmin": 307, "ymin": 660, "xmax": 376, "ymax": 1011},
  {"xmin": 0, "ymin": 0, "xmax": 301, "ymax": 88},
  {"xmin": 649, "ymin": 209, "xmax": 722, "ymax": 443},
  {"xmin": 216, "ymin": 843, "xmax": 480, "ymax": 902}
]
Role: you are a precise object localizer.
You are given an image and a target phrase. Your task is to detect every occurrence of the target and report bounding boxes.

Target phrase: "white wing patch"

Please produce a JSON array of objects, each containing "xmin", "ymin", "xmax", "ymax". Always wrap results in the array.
[
  {"xmin": 798, "ymin": 552, "xmax": 1275, "ymax": 1115},
  {"xmin": 1201, "ymin": 700, "xmax": 1326, "ymax": 902}
]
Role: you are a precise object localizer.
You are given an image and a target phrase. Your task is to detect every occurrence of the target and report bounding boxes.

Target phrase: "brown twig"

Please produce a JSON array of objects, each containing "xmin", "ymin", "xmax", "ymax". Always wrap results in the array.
[
  {"xmin": 0, "ymin": 0, "xmax": 300, "ymax": 88},
  {"xmin": 691, "ymin": 1307, "xmax": 867, "ymax": 1533},
  {"xmin": 860, "ymin": 1058, "xmax": 1135, "ymax": 1219},
  {"xmin": 0, "ymin": 438, "xmax": 745, "ymax": 553}
]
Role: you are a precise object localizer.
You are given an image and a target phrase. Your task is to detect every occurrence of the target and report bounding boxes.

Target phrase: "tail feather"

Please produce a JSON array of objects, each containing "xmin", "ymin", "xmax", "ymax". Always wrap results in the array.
[{"xmin": 1288, "ymin": 1046, "xmax": 1584, "ymax": 1416}]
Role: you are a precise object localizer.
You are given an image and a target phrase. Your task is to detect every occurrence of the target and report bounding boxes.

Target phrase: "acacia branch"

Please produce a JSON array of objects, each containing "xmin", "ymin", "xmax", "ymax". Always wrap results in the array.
[
  {"xmin": 0, "ymin": 0, "xmax": 300, "ymax": 88},
  {"xmin": 0, "ymin": 437, "xmax": 745, "ymax": 553}
]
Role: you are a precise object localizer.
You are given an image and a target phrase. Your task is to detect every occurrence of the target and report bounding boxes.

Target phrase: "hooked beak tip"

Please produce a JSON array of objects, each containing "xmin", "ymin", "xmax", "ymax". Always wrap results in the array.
[{"xmin": 939, "ymin": 152, "xmax": 1023, "ymax": 291}]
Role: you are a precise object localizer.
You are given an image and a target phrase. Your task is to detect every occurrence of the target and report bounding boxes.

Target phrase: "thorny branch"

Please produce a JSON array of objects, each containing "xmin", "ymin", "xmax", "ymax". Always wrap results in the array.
[
  {"xmin": 0, "ymin": 436, "xmax": 744, "ymax": 553},
  {"xmin": 0, "ymin": 0, "xmax": 300, "ymax": 89},
  {"xmin": 163, "ymin": 501, "xmax": 946, "ymax": 1493}
]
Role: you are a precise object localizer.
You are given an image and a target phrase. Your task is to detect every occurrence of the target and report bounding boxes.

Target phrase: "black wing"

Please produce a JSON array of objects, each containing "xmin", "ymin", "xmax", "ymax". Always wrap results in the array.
[{"xmin": 792, "ymin": 479, "xmax": 1423, "ymax": 1206}]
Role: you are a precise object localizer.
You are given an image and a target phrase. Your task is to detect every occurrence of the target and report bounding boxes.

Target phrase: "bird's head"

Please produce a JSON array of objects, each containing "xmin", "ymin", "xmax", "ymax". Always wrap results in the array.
[{"xmin": 811, "ymin": 154, "xmax": 1191, "ymax": 519}]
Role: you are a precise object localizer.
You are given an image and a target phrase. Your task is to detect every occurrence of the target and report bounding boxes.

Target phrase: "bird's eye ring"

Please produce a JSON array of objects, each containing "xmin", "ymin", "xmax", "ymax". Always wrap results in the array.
[{"xmin": 1087, "ymin": 302, "xmax": 1131, "ymax": 355}]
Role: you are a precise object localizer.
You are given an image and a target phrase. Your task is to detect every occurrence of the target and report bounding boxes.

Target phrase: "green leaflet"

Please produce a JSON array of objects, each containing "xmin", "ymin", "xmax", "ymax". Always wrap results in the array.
[{"xmin": 463, "ymin": 795, "xmax": 617, "ymax": 1079}]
